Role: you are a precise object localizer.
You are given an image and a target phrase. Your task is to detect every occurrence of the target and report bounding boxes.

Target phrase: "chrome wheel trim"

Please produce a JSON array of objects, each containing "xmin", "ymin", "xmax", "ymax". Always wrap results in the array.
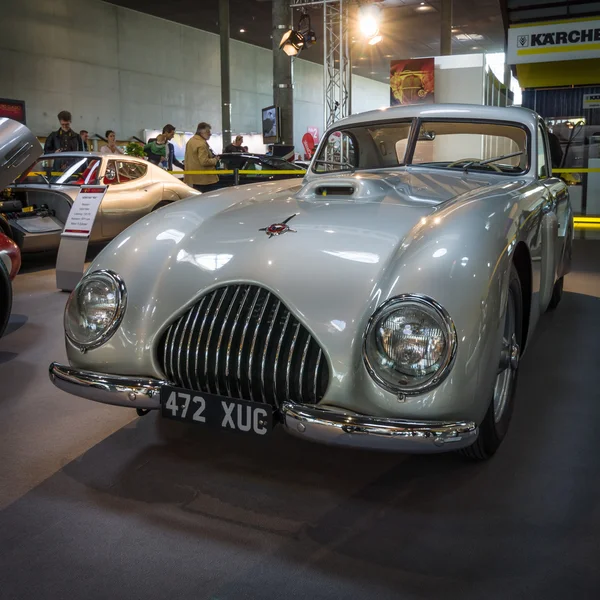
[{"xmin": 493, "ymin": 289, "xmax": 519, "ymax": 423}]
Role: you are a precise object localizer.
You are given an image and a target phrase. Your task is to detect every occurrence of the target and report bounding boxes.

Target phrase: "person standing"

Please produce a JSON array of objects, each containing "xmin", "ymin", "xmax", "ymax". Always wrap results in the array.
[
  {"xmin": 146, "ymin": 125, "xmax": 185, "ymax": 170},
  {"xmin": 184, "ymin": 122, "xmax": 220, "ymax": 193},
  {"xmin": 224, "ymin": 135, "xmax": 245, "ymax": 153},
  {"xmin": 100, "ymin": 130, "xmax": 124, "ymax": 155},
  {"xmin": 44, "ymin": 111, "xmax": 82, "ymax": 154},
  {"xmin": 79, "ymin": 130, "xmax": 90, "ymax": 151}
]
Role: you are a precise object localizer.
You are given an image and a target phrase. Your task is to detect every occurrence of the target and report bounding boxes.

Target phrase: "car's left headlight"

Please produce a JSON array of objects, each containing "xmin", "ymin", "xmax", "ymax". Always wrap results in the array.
[
  {"xmin": 65, "ymin": 270, "xmax": 126, "ymax": 351},
  {"xmin": 363, "ymin": 294, "xmax": 457, "ymax": 395}
]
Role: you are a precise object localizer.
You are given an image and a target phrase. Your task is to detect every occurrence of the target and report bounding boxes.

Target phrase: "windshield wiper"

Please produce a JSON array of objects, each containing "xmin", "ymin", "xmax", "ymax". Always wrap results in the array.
[
  {"xmin": 313, "ymin": 159, "xmax": 356, "ymax": 172},
  {"xmin": 463, "ymin": 150, "xmax": 524, "ymax": 173}
]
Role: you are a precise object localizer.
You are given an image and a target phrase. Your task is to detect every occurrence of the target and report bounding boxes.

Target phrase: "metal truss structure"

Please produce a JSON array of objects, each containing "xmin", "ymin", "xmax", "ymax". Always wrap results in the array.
[{"xmin": 289, "ymin": 0, "xmax": 351, "ymax": 130}]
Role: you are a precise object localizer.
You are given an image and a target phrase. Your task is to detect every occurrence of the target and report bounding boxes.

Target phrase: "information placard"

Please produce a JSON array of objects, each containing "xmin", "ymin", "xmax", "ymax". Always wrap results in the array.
[
  {"xmin": 62, "ymin": 185, "xmax": 106, "ymax": 237},
  {"xmin": 56, "ymin": 185, "xmax": 107, "ymax": 291}
]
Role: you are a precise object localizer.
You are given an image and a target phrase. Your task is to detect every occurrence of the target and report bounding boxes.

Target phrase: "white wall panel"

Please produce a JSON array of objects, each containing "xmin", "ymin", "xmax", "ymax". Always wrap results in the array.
[{"xmin": 0, "ymin": 0, "xmax": 389, "ymax": 155}]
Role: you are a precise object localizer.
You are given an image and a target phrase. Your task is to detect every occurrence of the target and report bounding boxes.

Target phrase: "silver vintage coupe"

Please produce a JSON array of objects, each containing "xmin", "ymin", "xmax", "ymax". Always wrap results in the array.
[
  {"xmin": 0, "ymin": 133, "xmax": 197, "ymax": 253},
  {"xmin": 49, "ymin": 104, "xmax": 572, "ymax": 460}
]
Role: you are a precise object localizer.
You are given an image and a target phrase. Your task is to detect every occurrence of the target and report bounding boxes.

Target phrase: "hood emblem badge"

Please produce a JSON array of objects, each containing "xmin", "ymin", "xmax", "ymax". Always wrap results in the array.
[{"xmin": 259, "ymin": 214, "xmax": 298, "ymax": 238}]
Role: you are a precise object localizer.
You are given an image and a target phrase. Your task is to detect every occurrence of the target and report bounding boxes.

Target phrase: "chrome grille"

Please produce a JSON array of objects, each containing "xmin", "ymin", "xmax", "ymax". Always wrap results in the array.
[{"xmin": 158, "ymin": 285, "xmax": 329, "ymax": 407}]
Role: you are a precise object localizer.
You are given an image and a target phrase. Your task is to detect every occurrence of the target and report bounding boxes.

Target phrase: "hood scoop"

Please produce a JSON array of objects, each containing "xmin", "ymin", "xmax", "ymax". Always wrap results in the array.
[{"xmin": 295, "ymin": 175, "xmax": 388, "ymax": 203}]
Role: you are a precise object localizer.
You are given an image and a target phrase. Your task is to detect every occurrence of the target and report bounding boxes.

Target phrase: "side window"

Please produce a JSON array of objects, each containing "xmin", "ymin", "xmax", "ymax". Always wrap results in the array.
[
  {"xmin": 314, "ymin": 131, "xmax": 357, "ymax": 173},
  {"xmin": 243, "ymin": 159, "xmax": 263, "ymax": 177},
  {"xmin": 116, "ymin": 161, "xmax": 146, "ymax": 183},
  {"xmin": 537, "ymin": 127, "xmax": 549, "ymax": 179}
]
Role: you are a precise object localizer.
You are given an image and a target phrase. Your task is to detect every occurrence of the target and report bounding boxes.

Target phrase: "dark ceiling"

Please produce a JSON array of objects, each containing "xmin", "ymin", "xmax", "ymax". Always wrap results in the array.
[{"xmin": 107, "ymin": 0, "xmax": 506, "ymax": 83}]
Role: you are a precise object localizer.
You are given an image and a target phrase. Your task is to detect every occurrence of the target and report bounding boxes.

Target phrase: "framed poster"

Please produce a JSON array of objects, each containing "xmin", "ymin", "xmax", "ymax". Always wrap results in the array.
[
  {"xmin": 0, "ymin": 98, "xmax": 26, "ymax": 124},
  {"xmin": 390, "ymin": 59, "xmax": 435, "ymax": 106}
]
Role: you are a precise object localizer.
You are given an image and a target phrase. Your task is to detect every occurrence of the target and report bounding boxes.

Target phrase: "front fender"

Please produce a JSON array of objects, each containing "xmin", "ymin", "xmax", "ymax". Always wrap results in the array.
[{"xmin": 347, "ymin": 184, "xmax": 537, "ymax": 424}]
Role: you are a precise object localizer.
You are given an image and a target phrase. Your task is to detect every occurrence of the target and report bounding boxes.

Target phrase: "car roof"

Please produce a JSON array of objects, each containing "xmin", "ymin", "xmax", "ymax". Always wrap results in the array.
[
  {"xmin": 40, "ymin": 151, "xmax": 147, "ymax": 163},
  {"xmin": 332, "ymin": 103, "xmax": 540, "ymax": 132}
]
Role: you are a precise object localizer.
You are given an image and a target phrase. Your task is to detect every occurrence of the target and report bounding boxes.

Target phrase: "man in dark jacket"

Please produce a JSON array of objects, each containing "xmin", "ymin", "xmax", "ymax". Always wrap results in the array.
[
  {"xmin": 147, "ymin": 124, "xmax": 185, "ymax": 170},
  {"xmin": 44, "ymin": 111, "xmax": 82, "ymax": 154}
]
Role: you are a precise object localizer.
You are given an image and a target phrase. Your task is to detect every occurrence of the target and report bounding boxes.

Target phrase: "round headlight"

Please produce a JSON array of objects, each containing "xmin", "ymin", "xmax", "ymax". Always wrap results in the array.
[
  {"xmin": 65, "ymin": 270, "xmax": 126, "ymax": 351},
  {"xmin": 363, "ymin": 295, "xmax": 456, "ymax": 395}
]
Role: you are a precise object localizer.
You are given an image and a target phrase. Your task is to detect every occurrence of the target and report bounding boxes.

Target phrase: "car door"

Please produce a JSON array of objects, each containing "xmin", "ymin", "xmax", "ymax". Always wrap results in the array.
[{"xmin": 99, "ymin": 160, "xmax": 154, "ymax": 239}]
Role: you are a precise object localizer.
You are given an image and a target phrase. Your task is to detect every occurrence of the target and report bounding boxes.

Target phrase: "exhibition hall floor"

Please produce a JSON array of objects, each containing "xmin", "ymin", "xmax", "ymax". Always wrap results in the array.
[{"xmin": 1, "ymin": 242, "xmax": 599, "ymax": 600}]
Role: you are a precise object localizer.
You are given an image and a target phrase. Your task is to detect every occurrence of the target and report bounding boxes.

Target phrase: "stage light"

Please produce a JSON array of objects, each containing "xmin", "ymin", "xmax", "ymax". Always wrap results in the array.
[
  {"xmin": 279, "ymin": 10, "xmax": 316, "ymax": 57},
  {"xmin": 358, "ymin": 4, "xmax": 383, "ymax": 45},
  {"xmin": 280, "ymin": 29, "xmax": 305, "ymax": 56}
]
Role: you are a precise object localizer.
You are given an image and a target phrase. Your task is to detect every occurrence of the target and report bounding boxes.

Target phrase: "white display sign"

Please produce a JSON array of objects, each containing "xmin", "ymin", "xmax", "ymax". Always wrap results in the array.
[
  {"xmin": 507, "ymin": 19, "xmax": 600, "ymax": 65},
  {"xmin": 62, "ymin": 185, "xmax": 106, "ymax": 237},
  {"xmin": 583, "ymin": 94, "xmax": 600, "ymax": 109}
]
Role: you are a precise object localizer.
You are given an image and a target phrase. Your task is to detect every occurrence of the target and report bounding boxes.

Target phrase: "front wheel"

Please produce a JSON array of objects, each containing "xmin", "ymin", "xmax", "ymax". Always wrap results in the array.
[{"xmin": 461, "ymin": 265, "xmax": 523, "ymax": 460}]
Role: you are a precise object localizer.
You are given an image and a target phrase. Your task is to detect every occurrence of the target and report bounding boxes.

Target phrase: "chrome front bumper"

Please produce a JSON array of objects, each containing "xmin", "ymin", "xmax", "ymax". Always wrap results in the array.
[{"xmin": 49, "ymin": 363, "xmax": 478, "ymax": 453}]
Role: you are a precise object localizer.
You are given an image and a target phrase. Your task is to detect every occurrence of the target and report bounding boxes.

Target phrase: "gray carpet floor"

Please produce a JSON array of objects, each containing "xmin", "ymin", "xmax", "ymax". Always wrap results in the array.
[{"xmin": 0, "ymin": 241, "xmax": 599, "ymax": 600}]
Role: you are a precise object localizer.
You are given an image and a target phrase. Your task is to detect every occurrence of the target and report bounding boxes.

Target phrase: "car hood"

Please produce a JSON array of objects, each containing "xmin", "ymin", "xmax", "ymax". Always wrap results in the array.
[
  {"xmin": 84, "ymin": 170, "xmax": 493, "ymax": 373},
  {"xmin": 0, "ymin": 118, "xmax": 42, "ymax": 192}
]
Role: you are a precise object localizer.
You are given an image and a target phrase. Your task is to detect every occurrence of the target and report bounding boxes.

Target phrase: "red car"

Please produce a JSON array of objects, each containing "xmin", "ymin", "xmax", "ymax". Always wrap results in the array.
[{"xmin": 0, "ymin": 230, "xmax": 21, "ymax": 338}]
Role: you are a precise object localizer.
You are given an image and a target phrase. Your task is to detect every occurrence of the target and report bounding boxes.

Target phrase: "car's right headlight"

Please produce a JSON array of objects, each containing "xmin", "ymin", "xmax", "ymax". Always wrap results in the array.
[
  {"xmin": 65, "ymin": 270, "xmax": 126, "ymax": 352},
  {"xmin": 363, "ymin": 294, "xmax": 457, "ymax": 395}
]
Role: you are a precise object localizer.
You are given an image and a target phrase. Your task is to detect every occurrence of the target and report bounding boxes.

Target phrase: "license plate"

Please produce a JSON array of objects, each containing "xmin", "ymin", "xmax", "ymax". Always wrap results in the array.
[{"xmin": 160, "ymin": 385, "xmax": 273, "ymax": 436}]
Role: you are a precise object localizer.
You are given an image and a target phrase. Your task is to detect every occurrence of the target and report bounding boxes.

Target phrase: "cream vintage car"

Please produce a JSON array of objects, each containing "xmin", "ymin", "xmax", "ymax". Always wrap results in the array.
[
  {"xmin": 0, "ymin": 132, "xmax": 197, "ymax": 253},
  {"xmin": 49, "ymin": 104, "xmax": 572, "ymax": 460}
]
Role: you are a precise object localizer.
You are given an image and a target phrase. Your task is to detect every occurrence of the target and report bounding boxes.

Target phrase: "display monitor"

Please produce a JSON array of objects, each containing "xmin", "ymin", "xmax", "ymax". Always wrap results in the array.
[{"xmin": 262, "ymin": 106, "xmax": 280, "ymax": 144}]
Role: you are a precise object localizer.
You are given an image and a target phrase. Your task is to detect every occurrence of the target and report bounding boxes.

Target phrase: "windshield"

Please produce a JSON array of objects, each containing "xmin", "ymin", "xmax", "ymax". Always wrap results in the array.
[
  {"xmin": 16, "ymin": 156, "xmax": 102, "ymax": 186},
  {"xmin": 313, "ymin": 118, "xmax": 529, "ymax": 175},
  {"xmin": 412, "ymin": 121, "xmax": 528, "ymax": 174}
]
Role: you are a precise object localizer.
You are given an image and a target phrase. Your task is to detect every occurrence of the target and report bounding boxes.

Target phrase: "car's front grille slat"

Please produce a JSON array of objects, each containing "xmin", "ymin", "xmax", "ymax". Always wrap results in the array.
[
  {"xmin": 158, "ymin": 285, "xmax": 329, "ymax": 408},
  {"xmin": 226, "ymin": 286, "xmax": 252, "ymax": 399}
]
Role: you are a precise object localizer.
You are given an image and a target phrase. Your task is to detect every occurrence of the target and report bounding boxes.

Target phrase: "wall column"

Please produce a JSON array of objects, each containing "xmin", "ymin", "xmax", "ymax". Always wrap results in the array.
[
  {"xmin": 272, "ymin": 0, "xmax": 294, "ymax": 146},
  {"xmin": 440, "ymin": 0, "xmax": 452, "ymax": 56},
  {"xmin": 220, "ymin": 0, "xmax": 232, "ymax": 148}
]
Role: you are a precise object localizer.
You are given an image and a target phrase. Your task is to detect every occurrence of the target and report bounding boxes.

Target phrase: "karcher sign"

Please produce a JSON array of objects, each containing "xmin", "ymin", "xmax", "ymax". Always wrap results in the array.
[{"xmin": 507, "ymin": 19, "xmax": 600, "ymax": 65}]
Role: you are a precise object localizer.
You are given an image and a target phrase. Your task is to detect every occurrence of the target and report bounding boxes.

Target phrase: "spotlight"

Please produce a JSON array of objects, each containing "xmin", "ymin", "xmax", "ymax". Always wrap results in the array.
[
  {"xmin": 279, "ymin": 10, "xmax": 316, "ymax": 57},
  {"xmin": 358, "ymin": 4, "xmax": 383, "ymax": 45},
  {"xmin": 280, "ymin": 29, "xmax": 305, "ymax": 56}
]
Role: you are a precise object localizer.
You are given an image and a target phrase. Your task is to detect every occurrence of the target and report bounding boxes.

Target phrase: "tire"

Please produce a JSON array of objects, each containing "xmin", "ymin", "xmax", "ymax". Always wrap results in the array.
[
  {"xmin": 547, "ymin": 276, "xmax": 564, "ymax": 311},
  {"xmin": 0, "ymin": 259, "xmax": 12, "ymax": 339},
  {"xmin": 151, "ymin": 200, "xmax": 172, "ymax": 212},
  {"xmin": 461, "ymin": 264, "xmax": 523, "ymax": 460}
]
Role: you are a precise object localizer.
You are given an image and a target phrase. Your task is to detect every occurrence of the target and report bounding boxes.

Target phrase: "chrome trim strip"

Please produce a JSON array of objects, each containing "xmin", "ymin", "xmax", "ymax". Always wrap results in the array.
[
  {"xmin": 177, "ymin": 301, "xmax": 198, "ymax": 390},
  {"xmin": 184, "ymin": 297, "xmax": 206, "ymax": 390},
  {"xmin": 298, "ymin": 335, "xmax": 311, "ymax": 403},
  {"xmin": 204, "ymin": 287, "xmax": 228, "ymax": 393},
  {"xmin": 226, "ymin": 285, "xmax": 251, "ymax": 398},
  {"xmin": 163, "ymin": 318, "xmax": 175, "ymax": 382},
  {"xmin": 281, "ymin": 402, "xmax": 478, "ymax": 453},
  {"xmin": 248, "ymin": 291, "xmax": 270, "ymax": 402},
  {"xmin": 170, "ymin": 316, "xmax": 185, "ymax": 385},
  {"xmin": 260, "ymin": 300, "xmax": 281, "ymax": 403},
  {"xmin": 193, "ymin": 291, "xmax": 218, "ymax": 390},
  {"xmin": 214, "ymin": 286, "xmax": 241, "ymax": 395},
  {"xmin": 313, "ymin": 348, "xmax": 322, "ymax": 404},
  {"xmin": 237, "ymin": 287, "xmax": 262, "ymax": 399},
  {"xmin": 273, "ymin": 312, "xmax": 291, "ymax": 408},
  {"xmin": 286, "ymin": 323, "xmax": 301, "ymax": 402}
]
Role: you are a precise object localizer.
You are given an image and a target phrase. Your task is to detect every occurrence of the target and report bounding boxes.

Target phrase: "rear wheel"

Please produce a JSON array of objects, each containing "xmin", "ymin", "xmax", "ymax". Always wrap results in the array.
[
  {"xmin": 461, "ymin": 265, "xmax": 523, "ymax": 460},
  {"xmin": 0, "ymin": 260, "xmax": 12, "ymax": 339}
]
